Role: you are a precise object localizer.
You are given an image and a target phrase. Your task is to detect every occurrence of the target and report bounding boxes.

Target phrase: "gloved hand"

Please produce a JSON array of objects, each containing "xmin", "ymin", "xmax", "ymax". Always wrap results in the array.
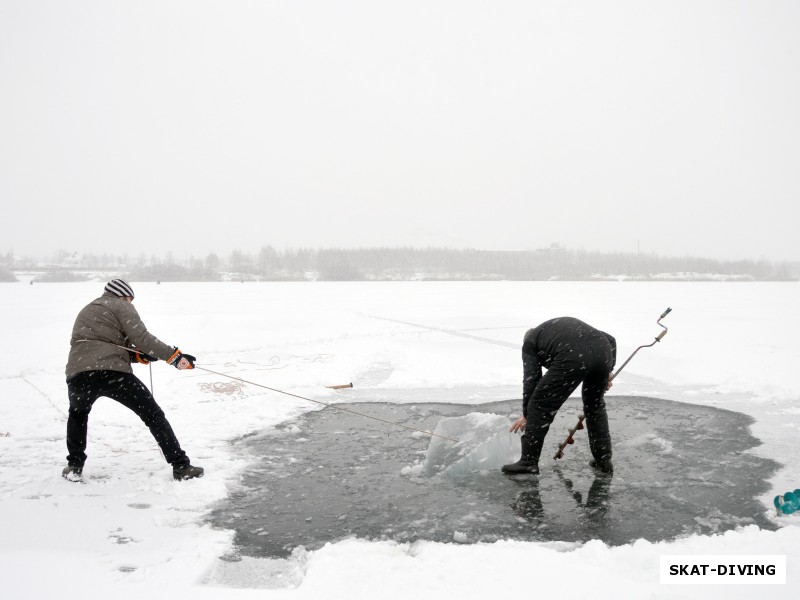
[
  {"xmin": 129, "ymin": 350, "xmax": 158, "ymax": 365},
  {"xmin": 168, "ymin": 348, "xmax": 196, "ymax": 370}
]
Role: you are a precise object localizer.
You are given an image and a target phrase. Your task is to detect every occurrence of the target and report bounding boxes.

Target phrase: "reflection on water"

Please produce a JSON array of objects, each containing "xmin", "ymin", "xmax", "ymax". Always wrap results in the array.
[
  {"xmin": 515, "ymin": 469, "xmax": 612, "ymax": 518},
  {"xmin": 208, "ymin": 395, "xmax": 778, "ymax": 558}
]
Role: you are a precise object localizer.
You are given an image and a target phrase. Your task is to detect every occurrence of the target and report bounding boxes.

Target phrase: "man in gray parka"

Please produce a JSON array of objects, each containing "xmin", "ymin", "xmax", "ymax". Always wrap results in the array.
[{"xmin": 63, "ymin": 279, "xmax": 203, "ymax": 481}]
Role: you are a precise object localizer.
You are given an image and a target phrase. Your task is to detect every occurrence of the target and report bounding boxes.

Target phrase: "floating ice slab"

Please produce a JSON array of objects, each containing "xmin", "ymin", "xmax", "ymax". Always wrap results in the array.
[{"xmin": 421, "ymin": 413, "xmax": 517, "ymax": 477}]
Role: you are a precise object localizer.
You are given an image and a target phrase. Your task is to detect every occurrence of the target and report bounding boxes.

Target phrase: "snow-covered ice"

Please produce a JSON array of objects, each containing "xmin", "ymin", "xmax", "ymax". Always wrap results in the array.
[{"xmin": 1, "ymin": 280, "xmax": 798, "ymax": 599}]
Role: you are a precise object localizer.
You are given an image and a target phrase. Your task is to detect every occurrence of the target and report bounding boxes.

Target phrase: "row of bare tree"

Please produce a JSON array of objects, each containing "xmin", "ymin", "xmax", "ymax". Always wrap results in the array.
[{"xmin": 4, "ymin": 246, "xmax": 797, "ymax": 282}]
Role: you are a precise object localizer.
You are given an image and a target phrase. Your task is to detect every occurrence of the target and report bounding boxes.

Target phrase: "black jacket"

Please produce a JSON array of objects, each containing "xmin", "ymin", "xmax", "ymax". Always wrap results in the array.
[{"xmin": 522, "ymin": 317, "xmax": 617, "ymax": 406}]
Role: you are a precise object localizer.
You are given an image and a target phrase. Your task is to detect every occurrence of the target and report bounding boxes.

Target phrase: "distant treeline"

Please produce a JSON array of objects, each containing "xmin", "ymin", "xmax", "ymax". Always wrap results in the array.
[{"xmin": 4, "ymin": 247, "xmax": 798, "ymax": 282}]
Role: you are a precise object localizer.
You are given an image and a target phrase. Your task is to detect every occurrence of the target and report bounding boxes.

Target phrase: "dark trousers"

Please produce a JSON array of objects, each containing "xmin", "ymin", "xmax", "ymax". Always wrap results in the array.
[
  {"xmin": 523, "ymin": 338, "xmax": 614, "ymax": 463},
  {"xmin": 66, "ymin": 370, "xmax": 189, "ymax": 468}
]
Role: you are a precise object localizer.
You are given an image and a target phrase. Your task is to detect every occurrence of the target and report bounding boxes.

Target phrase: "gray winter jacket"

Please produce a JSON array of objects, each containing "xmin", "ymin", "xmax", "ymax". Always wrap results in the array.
[{"xmin": 65, "ymin": 292, "xmax": 176, "ymax": 379}]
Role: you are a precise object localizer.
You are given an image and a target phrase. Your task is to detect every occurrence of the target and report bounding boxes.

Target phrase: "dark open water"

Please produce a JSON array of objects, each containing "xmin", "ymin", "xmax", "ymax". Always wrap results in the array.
[{"xmin": 208, "ymin": 393, "xmax": 778, "ymax": 558}]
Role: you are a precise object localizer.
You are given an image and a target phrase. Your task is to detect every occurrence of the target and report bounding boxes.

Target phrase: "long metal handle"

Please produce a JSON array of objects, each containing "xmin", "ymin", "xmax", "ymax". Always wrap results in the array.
[{"xmin": 610, "ymin": 307, "xmax": 671, "ymax": 381}]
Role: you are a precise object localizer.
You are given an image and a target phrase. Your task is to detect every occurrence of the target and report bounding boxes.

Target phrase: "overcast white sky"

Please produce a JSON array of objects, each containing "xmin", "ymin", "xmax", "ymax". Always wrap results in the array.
[{"xmin": 1, "ymin": 1, "xmax": 799, "ymax": 261}]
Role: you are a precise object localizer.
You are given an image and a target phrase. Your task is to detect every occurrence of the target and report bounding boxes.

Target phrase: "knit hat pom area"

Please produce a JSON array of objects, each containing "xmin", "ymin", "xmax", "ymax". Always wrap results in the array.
[{"xmin": 105, "ymin": 278, "xmax": 135, "ymax": 299}]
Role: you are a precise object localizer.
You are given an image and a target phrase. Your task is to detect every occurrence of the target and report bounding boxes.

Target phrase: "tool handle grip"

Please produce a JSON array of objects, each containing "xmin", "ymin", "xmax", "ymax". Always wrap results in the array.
[{"xmin": 660, "ymin": 307, "xmax": 672, "ymax": 319}]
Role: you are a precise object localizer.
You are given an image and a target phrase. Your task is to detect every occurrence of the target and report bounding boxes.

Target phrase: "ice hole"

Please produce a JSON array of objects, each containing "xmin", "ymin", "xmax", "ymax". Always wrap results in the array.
[{"xmin": 208, "ymin": 392, "xmax": 779, "ymax": 558}]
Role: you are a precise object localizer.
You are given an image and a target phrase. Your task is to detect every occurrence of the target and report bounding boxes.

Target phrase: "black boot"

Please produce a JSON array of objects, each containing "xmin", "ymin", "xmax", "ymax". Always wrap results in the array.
[
  {"xmin": 585, "ymin": 398, "xmax": 613, "ymax": 471},
  {"xmin": 62, "ymin": 465, "xmax": 83, "ymax": 481},
  {"xmin": 588, "ymin": 435, "xmax": 613, "ymax": 474},
  {"xmin": 502, "ymin": 437, "xmax": 540, "ymax": 475},
  {"xmin": 589, "ymin": 458, "xmax": 614, "ymax": 474},
  {"xmin": 173, "ymin": 464, "xmax": 204, "ymax": 481}
]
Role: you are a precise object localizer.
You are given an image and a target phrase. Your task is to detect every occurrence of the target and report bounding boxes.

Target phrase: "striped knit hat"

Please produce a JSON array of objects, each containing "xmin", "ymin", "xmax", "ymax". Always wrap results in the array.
[{"xmin": 104, "ymin": 278, "xmax": 135, "ymax": 299}]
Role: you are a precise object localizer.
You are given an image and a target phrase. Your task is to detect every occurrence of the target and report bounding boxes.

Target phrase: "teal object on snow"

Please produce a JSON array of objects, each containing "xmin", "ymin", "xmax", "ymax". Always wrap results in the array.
[{"xmin": 773, "ymin": 490, "xmax": 800, "ymax": 515}]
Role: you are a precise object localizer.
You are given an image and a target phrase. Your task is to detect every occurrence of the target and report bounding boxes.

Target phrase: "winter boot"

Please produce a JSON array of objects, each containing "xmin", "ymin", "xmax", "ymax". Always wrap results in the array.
[
  {"xmin": 62, "ymin": 465, "xmax": 83, "ymax": 481},
  {"xmin": 589, "ymin": 458, "xmax": 614, "ymax": 474},
  {"xmin": 588, "ymin": 434, "xmax": 613, "ymax": 474},
  {"xmin": 502, "ymin": 436, "xmax": 541, "ymax": 475},
  {"xmin": 173, "ymin": 464, "xmax": 204, "ymax": 481}
]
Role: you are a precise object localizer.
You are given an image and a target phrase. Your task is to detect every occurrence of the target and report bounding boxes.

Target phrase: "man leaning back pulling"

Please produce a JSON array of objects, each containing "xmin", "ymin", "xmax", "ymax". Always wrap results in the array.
[
  {"xmin": 63, "ymin": 279, "xmax": 204, "ymax": 481},
  {"xmin": 502, "ymin": 316, "xmax": 616, "ymax": 476}
]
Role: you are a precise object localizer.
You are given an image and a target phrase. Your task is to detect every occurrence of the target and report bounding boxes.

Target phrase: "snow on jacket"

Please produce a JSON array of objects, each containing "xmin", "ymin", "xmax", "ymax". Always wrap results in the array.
[
  {"xmin": 521, "ymin": 316, "xmax": 617, "ymax": 408},
  {"xmin": 65, "ymin": 292, "xmax": 176, "ymax": 379}
]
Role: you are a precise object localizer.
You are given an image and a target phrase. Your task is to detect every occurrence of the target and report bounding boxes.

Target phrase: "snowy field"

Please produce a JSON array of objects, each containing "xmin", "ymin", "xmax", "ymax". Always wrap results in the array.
[{"xmin": 1, "ymin": 280, "xmax": 798, "ymax": 599}]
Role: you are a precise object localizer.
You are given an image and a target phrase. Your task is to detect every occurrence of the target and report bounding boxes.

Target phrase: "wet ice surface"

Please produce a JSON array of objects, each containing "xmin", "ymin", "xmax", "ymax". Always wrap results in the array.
[{"xmin": 209, "ymin": 392, "xmax": 778, "ymax": 558}]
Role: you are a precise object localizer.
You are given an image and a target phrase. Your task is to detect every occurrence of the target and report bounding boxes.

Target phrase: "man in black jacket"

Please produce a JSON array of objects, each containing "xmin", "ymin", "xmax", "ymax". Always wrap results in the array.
[{"xmin": 502, "ymin": 317, "xmax": 616, "ymax": 475}]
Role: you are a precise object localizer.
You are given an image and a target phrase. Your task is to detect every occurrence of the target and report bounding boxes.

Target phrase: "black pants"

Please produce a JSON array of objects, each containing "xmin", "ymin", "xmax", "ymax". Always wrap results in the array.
[
  {"xmin": 66, "ymin": 370, "xmax": 189, "ymax": 468},
  {"xmin": 523, "ymin": 337, "xmax": 614, "ymax": 463}
]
